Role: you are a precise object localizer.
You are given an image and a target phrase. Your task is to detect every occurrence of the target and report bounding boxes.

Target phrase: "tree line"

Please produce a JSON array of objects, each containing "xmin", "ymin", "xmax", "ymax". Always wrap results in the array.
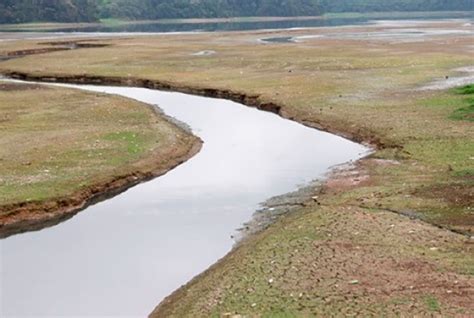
[
  {"xmin": 0, "ymin": 0, "xmax": 472, "ymax": 24},
  {"xmin": 0, "ymin": 0, "xmax": 98, "ymax": 24}
]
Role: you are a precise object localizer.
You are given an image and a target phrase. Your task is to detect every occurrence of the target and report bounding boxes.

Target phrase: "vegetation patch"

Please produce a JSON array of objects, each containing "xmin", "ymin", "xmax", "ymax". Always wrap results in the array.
[
  {"xmin": 450, "ymin": 84, "xmax": 474, "ymax": 122},
  {"xmin": 424, "ymin": 295, "xmax": 441, "ymax": 312},
  {"xmin": 455, "ymin": 84, "xmax": 474, "ymax": 95},
  {"xmin": 103, "ymin": 131, "xmax": 147, "ymax": 155}
]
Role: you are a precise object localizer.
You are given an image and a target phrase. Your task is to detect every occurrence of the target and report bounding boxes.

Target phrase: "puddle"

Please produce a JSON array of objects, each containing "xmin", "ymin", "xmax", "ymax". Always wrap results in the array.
[{"xmin": 191, "ymin": 50, "xmax": 216, "ymax": 56}]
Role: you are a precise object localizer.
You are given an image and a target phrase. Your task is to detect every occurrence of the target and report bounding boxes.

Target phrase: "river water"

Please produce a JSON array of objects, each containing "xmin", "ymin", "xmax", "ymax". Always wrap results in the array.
[{"xmin": 0, "ymin": 83, "xmax": 368, "ymax": 317}]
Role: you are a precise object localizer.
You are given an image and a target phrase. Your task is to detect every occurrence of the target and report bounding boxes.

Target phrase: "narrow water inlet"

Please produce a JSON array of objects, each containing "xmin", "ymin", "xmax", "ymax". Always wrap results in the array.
[{"xmin": 0, "ymin": 82, "xmax": 369, "ymax": 317}]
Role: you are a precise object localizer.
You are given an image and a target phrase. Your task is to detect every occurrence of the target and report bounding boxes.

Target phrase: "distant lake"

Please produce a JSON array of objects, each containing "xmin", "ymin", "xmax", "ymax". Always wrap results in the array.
[{"xmin": 2, "ymin": 11, "xmax": 473, "ymax": 33}]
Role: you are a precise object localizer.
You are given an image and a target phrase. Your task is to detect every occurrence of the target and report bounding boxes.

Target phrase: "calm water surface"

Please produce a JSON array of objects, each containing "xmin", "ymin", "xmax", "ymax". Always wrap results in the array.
[{"xmin": 0, "ymin": 84, "xmax": 368, "ymax": 317}]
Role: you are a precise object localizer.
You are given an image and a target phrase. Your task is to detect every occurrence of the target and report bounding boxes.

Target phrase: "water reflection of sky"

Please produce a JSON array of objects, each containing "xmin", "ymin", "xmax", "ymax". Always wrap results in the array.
[{"xmin": 0, "ymin": 84, "xmax": 368, "ymax": 317}]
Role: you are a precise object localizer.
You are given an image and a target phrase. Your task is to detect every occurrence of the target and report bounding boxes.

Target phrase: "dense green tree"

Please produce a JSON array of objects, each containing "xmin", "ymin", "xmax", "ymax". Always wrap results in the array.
[{"xmin": 0, "ymin": 0, "xmax": 98, "ymax": 23}]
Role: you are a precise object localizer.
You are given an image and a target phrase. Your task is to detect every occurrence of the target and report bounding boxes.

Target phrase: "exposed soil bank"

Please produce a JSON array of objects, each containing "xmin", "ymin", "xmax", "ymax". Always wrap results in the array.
[
  {"xmin": 0, "ymin": 41, "xmax": 110, "ymax": 62},
  {"xmin": 0, "ymin": 91, "xmax": 202, "ymax": 238}
]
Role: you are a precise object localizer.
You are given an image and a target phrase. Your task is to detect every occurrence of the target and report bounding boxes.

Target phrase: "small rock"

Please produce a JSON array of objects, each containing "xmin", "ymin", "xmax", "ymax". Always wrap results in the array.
[
  {"xmin": 251, "ymin": 303, "xmax": 257, "ymax": 308},
  {"xmin": 350, "ymin": 280, "xmax": 359, "ymax": 285}
]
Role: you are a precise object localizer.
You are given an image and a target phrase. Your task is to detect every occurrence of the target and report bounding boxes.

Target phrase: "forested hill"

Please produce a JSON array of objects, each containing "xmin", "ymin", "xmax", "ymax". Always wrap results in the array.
[
  {"xmin": 0, "ymin": 0, "xmax": 472, "ymax": 24},
  {"xmin": 99, "ymin": 0, "xmax": 474, "ymax": 20},
  {"xmin": 0, "ymin": 1, "xmax": 98, "ymax": 24}
]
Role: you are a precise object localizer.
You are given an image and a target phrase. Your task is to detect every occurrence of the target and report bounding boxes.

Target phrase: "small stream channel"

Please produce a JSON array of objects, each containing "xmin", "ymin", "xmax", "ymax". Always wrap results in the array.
[{"xmin": 0, "ymin": 82, "xmax": 369, "ymax": 317}]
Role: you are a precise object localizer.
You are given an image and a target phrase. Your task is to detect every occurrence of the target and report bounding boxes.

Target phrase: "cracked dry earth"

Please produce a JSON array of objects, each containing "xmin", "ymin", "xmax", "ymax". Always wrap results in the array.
[
  {"xmin": 200, "ymin": 209, "xmax": 474, "ymax": 317},
  {"xmin": 154, "ymin": 160, "xmax": 474, "ymax": 317}
]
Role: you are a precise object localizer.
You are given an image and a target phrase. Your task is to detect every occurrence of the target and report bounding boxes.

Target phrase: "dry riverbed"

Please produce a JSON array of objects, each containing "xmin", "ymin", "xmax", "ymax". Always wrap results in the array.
[{"xmin": 0, "ymin": 19, "xmax": 473, "ymax": 316}]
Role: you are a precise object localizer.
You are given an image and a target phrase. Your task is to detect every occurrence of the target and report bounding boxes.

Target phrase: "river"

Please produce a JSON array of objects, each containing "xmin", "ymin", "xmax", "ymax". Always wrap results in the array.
[{"xmin": 0, "ymin": 82, "xmax": 368, "ymax": 316}]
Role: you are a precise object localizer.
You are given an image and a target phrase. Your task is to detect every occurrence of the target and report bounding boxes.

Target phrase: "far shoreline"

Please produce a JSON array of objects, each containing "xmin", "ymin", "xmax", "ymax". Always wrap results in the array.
[{"xmin": 0, "ymin": 10, "xmax": 472, "ymax": 32}]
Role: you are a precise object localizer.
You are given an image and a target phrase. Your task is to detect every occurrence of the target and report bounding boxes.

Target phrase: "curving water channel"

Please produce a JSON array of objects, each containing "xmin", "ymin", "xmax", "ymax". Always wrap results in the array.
[{"xmin": 0, "ymin": 83, "xmax": 368, "ymax": 317}]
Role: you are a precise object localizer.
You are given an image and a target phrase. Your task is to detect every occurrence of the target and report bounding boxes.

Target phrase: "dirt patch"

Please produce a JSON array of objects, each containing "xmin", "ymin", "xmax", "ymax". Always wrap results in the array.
[{"xmin": 415, "ymin": 183, "xmax": 474, "ymax": 208}]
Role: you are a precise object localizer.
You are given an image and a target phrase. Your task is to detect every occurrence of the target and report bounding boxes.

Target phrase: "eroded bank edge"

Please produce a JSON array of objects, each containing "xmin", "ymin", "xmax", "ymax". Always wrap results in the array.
[{"xmin": 0, "ymin": 80, "xmax": 203, "ymax": 238}]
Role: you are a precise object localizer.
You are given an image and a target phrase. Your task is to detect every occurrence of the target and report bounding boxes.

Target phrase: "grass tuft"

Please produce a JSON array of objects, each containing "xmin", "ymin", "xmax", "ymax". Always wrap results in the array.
[{"xmin": 450, "ymin": 85, "xmax": 474, "ymax": 121}]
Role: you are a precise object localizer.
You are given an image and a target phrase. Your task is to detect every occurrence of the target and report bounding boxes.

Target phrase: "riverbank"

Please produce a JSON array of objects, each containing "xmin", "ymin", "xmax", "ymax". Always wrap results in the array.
[
  {"xmin": 0, "ymin": 82, "xmax": 201, "ymax": 238},
  {"xmin": 0, "ymin": 19, "xmax": 472, "ymax": 315}
]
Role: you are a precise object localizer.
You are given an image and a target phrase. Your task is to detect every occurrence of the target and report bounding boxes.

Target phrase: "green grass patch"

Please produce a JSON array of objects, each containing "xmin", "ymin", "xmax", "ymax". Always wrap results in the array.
[
  {"xmin": 449, "ymin": 98, "xmax": 474, "ymax": 122},
  {"xmin": 455, "ymin": 84, "xmax": 474, "ymax": 95},
  {"xmin": 450, "ymin": 84, "xmax": 474, "ymax": 121},
  {"xmin": 424, "ymin": 295, "xmax": 441, "ymax": 312},
  {"xmin": 103, "ymin": 131, "xmax": 146, "ymax": 155}
]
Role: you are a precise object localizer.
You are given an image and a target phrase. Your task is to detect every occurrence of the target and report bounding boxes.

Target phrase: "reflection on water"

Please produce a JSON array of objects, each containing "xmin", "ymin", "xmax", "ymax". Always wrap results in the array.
[{"xmin": 0, "ymin": 85, "xmax": 368, "ymax": 317}]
